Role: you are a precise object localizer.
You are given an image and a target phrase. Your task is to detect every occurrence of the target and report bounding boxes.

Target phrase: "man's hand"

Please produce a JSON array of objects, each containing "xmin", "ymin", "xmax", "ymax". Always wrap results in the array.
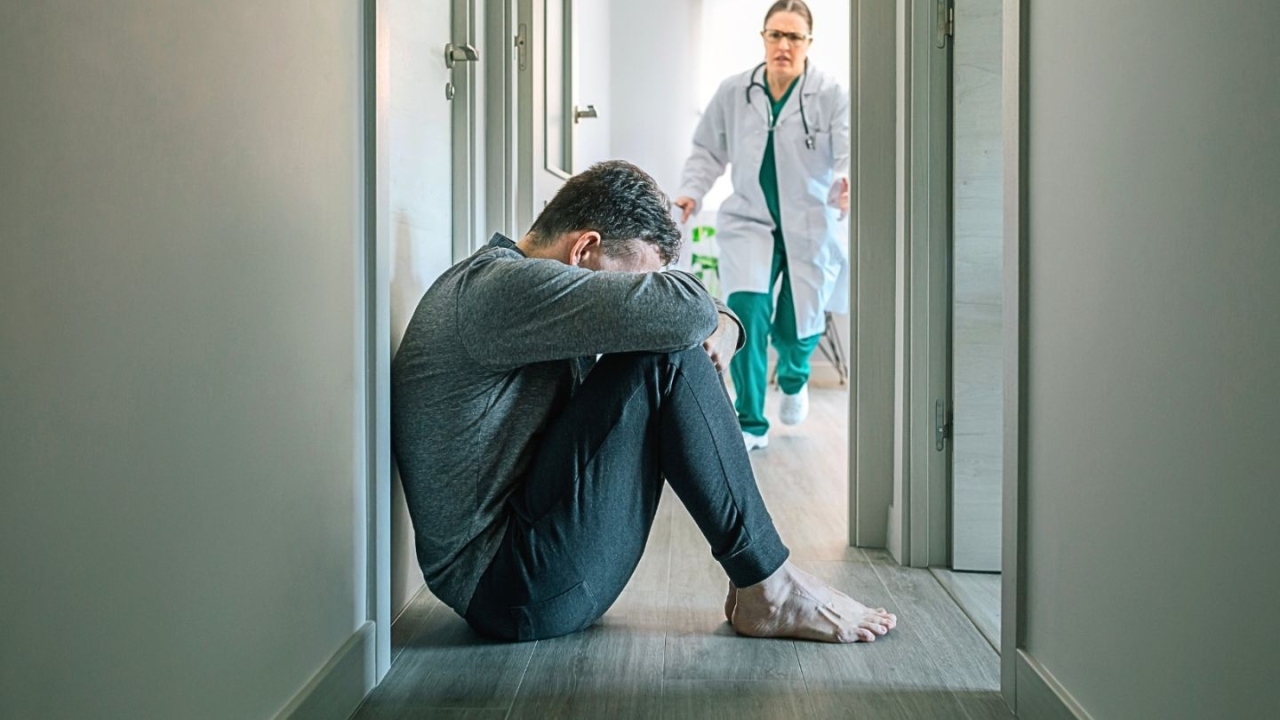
[
  {"xmin": 837, "ymin": 177, "xmax": 850, "ymax": 220},
  {"xmin": 702, "ymin": 313, "xmax": 740, "ymax": 374}
]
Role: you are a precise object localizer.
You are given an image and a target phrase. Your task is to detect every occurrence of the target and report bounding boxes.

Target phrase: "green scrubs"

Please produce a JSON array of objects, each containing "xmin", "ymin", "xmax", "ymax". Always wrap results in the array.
[{"xmin": 727, "ymin": 73, "xmax": 823, "ymax": 438}]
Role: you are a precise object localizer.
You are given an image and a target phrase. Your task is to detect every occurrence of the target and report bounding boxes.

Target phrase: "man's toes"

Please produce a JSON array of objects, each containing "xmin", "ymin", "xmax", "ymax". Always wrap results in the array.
[
  {"xmin": 836, "ymin": 626, "xmax": 870, "ymax": 643},
  {"xmin": 860, "ymin": 618, "xmax": 889, "ymax": 635}
]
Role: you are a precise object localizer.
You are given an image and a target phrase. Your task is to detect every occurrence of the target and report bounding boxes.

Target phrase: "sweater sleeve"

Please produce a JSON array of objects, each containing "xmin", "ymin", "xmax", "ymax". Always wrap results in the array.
[{"xmin": 457, "ymin": 253, "xmax": 721, "ymax": 371}]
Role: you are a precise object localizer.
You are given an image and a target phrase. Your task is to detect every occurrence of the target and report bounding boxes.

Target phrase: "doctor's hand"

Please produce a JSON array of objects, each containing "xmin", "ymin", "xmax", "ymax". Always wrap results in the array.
[
  {"xmin": 838, "ymin": 177, "xmax": 850, "ymax": 220},
  {"xmin": 702, "ymin": 313, "xmax": 740, "ymax": 374},
  {"xmin": 673, "ymin": 197, "xmax": 697, "ymax": 224}
]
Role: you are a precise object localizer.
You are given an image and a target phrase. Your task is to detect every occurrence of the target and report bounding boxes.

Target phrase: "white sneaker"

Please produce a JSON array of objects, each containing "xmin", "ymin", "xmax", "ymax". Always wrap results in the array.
[
  {"xmin": 743, "ymin": 431, "xmax": 770, "ymax": 451},
  {"xmin": 780, "ymin": 385, "xmax": 810, "ymax": 426}
]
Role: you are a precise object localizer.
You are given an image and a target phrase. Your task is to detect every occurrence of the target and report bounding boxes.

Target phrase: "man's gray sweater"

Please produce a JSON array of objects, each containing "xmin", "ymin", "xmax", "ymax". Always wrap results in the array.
[{"xmin": 391, "ymin": 234, "xmax": 737, "ymax": 614}]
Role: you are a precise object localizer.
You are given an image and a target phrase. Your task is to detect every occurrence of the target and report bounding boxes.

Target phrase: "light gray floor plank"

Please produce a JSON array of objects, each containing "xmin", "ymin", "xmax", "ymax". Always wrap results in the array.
[
  {"xmin": 862, "ymin": 550, "xmax": 1012, "ymax": 719},
  {"xmin": 507, "ymin": 591, "xmax": 666, "ymax": 720},
  {"xmin": 356, "ymin": 709, "xmax": 506, "ymax": 720},
  {"xmin": 931, "ymin": 568, "xmax": 1002, "ymax": 650},
  {"xmin": 663, "ymin": 506, "xmax": 804, "ymax": 681},
  {"xmin": 354, "ymin": 606, "xmax": 535, "ymax": 716},
  {"xmin": 744, "ymin": 386, "xmax": 854, "ymax": 563},
  {"xmin": 796, "ymin": 560, "xmax": 977, "ymax": 720},
  {"xmin": 388, "ymin": 584, "xmax": 440, "ymax": 666},
  {"xmin": 661, "ymin": 680, "xmax": 815, "ymax": 720},
  {"xmin": 622, "ymin": 484, "xmax": 676, "ymax": 594}
]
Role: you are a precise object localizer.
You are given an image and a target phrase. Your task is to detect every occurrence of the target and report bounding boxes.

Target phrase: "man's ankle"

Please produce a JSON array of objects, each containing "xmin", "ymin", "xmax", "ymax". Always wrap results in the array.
[{"xmin": 741, "ymin": 562, "xmax": 792, "ymax": 600}]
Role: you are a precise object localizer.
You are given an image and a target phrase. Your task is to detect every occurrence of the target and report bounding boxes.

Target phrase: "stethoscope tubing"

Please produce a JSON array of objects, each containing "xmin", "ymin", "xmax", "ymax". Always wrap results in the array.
[{"xmin": 745, "ymin": 60, "xmax": 816, "ymax": 150}]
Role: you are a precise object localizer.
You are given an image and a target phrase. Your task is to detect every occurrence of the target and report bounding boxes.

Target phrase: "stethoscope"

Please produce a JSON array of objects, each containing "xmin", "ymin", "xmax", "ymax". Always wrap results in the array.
[{"xmin": 745, "ymin": 60, "xmax": 815, "ymax": 150}]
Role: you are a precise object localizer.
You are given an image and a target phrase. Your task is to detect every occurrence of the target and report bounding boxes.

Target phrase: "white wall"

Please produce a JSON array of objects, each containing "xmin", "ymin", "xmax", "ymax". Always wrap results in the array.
[
  {"xmin": 0, "ymin": 3, "xmax": 366, "ymax": 718},
  {"xmin": 1022, "ymin": 1, "xmax": 1280, "ymax": 717}
]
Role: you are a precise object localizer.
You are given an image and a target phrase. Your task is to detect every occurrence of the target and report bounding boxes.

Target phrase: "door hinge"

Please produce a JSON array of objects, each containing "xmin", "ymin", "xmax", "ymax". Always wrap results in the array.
[
  {"xmin": 515, "ymin": 24, "xmax": 528, "ymax": 71},
  {"xmin": 936, "ymin": 0, "xmax": 954, "ymax": 48},
  {"xmin": 935, "ymin": 399, "xmax": 953, "ymax": 451}
]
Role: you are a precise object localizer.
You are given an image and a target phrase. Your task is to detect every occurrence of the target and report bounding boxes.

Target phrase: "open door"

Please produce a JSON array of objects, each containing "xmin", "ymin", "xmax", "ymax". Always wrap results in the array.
[
  {"xmin": 948, "ymin": 0, "xmax": 1004, "ymax": 573},
  {"xmin": 515, "ymin": 0, "xmax": 580, "ymax": 229}
]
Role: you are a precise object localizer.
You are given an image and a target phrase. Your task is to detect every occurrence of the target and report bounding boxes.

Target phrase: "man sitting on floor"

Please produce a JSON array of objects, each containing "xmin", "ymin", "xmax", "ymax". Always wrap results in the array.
[{"xmin": 391, "ymin": 160, "xmax": 896, "ymax": 643}]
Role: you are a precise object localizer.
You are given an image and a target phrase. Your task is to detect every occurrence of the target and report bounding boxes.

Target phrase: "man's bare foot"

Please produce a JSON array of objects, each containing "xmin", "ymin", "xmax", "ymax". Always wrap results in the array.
[
  {"xmin": 730, "ymin": 562, "xmax": 898, "ymax": 643},
  {"xmin": 725, "ymin": 581, "xmax": 738, "ymax": 623}
]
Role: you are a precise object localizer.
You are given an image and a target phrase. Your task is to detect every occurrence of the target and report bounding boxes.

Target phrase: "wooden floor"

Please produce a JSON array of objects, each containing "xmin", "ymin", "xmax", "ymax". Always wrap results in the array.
[
  {"xmin": 930, "ymin": 569, "xmax": 1002, "ymax": 651},
  {"xmin": 355, "ymin": 384, "xmax": 1012, "ymax": 720}
]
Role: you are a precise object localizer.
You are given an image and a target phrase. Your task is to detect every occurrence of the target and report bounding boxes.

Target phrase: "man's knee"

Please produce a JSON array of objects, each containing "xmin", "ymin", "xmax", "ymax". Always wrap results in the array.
[{"xmin": 597, "ymin": 346, "xmax": 711, "ymax": 373}]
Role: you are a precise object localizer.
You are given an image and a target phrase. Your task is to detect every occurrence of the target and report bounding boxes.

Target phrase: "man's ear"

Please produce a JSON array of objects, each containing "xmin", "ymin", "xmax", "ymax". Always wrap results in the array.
[{"xmin": 568, "ymin": 230, "xmax": 603, "ymax": 267}]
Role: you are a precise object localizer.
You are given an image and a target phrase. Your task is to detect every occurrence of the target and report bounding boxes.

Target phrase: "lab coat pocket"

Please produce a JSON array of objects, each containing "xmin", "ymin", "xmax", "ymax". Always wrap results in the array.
[
  {"xmin": 806, "ymin": 206, "xmax": 842, "ymax": 258},
  {"xmin": 809, "ymin": 206, "xmax": 850, "ymax": 315}
]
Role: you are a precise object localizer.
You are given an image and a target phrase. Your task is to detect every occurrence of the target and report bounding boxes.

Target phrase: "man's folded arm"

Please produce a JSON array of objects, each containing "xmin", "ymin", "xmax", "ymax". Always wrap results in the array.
[{"xmin": 458, "ymin": 257, "xmax": 723, "ymax": 370}]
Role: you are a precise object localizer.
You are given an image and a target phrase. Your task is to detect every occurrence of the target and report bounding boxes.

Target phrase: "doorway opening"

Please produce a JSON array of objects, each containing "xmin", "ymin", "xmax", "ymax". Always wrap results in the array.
[{"xmin": 513, "ymin": 0, "xmax": 856, "ymax": 556}]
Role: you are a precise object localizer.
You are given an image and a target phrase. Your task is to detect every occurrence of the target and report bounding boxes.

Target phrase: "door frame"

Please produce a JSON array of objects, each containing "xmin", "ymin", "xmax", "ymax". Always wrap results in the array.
[
  {"xmin": 848, "ymin": 0, "xmax": 904, "ymax": 553},
  {"xmin": 889, "ymin": 0, "xmax": 952, "ymax": 569},
  {"xmin": 363, "ymin": 0, "xmax": 488, "ymax": 686},
  {"xmin": 513, "ymin": 0, "xmax": 580, "ymax": 231},
  {"xmin": 453, "ymin": 0, "xmax": 484, "ymax": 258},
  {"xmin": 1000, "ymin": 0, "xmax": 1027, "ymax": 708},
  {"xmin": 485, "ymin": 0, "xmax": 518, "ymax": 240},
  {"xmin": 911, "ymin": 0, "xmax": 953, "ymax": 571},
  {"xmin": 895, "ymin": 0, "xmax": 1035, "ymax": 710},
  {"xmin": 364, "ymin": 0, "xmax": 392, "ymax": 682}
]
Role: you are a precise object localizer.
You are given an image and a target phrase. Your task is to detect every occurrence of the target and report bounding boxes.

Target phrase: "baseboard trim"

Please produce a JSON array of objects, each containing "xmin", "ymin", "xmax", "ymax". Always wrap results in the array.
[
  {"xmin": 275, "ymin": 621, "xmax": 377, "ymax": 720},
  {"xmin": 1015, "ymin": 650, "xmax": 1093, "ymax": 720}
]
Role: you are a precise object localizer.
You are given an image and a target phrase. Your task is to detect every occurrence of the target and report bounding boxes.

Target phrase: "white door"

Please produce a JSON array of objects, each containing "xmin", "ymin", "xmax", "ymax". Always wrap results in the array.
[
  {"xmin": 516, "ymin": 0, "xmax": 580, "ymax": 229},
  {"xmin": 949, "ymin": 0, "xmax": 1003, "ymax": 572},
  {"xmin": 388, "ymin": 0, "xmax": 466, "ymax": 616}
]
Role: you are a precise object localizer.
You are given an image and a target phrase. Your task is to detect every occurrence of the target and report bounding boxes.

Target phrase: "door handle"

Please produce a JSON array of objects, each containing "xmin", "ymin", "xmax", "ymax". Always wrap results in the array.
[
  {"xmin": 574, "ymin": 104, "xmax": 599, "ymax": 124},
  {"xmin": 935, "ymin": 398, "xmax": 952, "ymax": 451},
  {"xmin": 445, "ymin": 43, "xmax": 480, "ymax": 69}
]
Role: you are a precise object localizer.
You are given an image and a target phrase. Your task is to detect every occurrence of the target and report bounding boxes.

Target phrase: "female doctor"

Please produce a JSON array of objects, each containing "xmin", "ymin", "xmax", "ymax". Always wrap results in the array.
[{"xmin": 675, "ymin": 0, "xmax": 850, "ymax": 450}]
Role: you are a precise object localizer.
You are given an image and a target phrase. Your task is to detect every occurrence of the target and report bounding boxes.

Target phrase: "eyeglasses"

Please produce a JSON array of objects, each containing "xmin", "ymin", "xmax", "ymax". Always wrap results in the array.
[{"xmin": 761, "ymin": 29, "xmax": 811, "ymax": 45}]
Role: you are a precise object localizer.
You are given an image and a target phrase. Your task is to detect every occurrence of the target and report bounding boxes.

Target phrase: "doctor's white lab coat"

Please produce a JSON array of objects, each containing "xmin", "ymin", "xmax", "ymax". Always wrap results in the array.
[{"xmin": 677, "ymin": 63, "xmax": 851, "ymax": 340}]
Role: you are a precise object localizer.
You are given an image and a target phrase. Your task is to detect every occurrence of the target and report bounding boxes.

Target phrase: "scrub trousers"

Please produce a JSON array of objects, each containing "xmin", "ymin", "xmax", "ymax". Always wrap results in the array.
[
  {"xmin": 727, "ymin": 231, "xmax": 823, "ymax": 437},
  {"xmin": 463, "ymin": 347, "xmax": 790, "ymax": 642}
]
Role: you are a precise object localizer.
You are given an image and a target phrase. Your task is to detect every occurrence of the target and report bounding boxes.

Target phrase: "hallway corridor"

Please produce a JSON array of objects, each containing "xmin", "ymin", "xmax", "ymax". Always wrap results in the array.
[{"xmin": 356, "ymin": 384, "xmax": 1011, "ymax": 719}]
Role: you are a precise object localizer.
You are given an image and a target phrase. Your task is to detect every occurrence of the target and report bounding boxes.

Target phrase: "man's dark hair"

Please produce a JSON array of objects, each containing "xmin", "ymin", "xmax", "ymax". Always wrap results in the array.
[{"xmin": 527, "ymin": 160, "xmax": 682, "ymax": 266}]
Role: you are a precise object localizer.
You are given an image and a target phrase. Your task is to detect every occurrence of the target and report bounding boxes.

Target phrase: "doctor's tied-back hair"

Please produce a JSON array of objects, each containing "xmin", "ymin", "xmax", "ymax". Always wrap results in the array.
[
  {"xmin": 528, "ymin": 160, "xmax": 682, "ymax": 267},
  {"xmin": 764, "ymin": 0, "xmax": 813, "ymax": 32}
]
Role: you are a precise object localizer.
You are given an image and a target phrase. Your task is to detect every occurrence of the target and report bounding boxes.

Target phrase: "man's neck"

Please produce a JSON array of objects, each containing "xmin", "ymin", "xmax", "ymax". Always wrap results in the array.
[
  {"xmin": 514, "ymin": 234, "xmax": 542, "ymax": 257},
  {"xmin": 515, "ymin": 233, "xmax": 569, "ymax": 263}
]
